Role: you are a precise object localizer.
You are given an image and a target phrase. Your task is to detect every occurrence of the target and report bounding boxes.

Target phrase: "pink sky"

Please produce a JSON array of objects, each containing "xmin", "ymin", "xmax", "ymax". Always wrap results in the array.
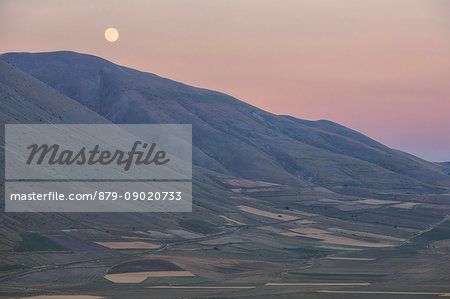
[{"xmin": 1, "ymin": 0, "xmax": 449, "ymax": 161}]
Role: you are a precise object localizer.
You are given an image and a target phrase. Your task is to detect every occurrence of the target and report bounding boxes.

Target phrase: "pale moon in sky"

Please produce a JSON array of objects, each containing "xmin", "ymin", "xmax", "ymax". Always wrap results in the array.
[{"xmin": 104, "ymin": 28, "xmax": 119, "ymax": 42}]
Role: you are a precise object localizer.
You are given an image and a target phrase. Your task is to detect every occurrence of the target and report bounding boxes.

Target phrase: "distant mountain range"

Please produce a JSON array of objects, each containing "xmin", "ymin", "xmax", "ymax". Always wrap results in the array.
[{"xmin": 2, "ymin": 51, "xmax": 449, "ymax": 200}]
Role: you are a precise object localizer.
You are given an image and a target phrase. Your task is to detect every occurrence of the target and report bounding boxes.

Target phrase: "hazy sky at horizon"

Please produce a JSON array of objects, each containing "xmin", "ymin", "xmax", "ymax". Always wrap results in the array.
[{"xmin": 1, "ymin": 0, "xmax": 449, "ymax": 161}]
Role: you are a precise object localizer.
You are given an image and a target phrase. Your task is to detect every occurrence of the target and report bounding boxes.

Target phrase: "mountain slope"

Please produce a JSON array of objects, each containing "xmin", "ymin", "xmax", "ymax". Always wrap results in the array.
[
  {"xmin": 439, "ymin": 162, "xmax": 450, "ymax": 175},
  {"xmin": 0, "ymin": 57, "xmax": 235, "ymax": 249},
  {"xmin": 0, "ymin": 58, "xmax": 110, "ymax": 250},
  {"xmin": 2, "ymin": 51, "xmax": 450, "ymax": 197},
  {"xmin": 1, "ymin": 52, "xmax": 450, "ymax": 298}
]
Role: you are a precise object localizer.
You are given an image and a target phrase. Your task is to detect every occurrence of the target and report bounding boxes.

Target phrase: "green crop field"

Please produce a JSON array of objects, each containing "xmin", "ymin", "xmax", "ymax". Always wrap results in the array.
[{"xmin": 14, "ymin": 232, "xmax": 68, "ymax": 252}]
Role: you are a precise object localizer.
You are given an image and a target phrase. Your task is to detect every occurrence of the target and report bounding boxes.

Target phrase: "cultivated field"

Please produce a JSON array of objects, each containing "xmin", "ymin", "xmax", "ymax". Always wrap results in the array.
[
  {"xmin": 238, "ymin": 205, "xmax": 299, "ymax": 221},
  {"xmin": 95, "ymin": 241, "xmax": 160, "ymax": 249},
  {"xmin": 105, "ymin": 271, "xmax": 195, "ymax": 283}
]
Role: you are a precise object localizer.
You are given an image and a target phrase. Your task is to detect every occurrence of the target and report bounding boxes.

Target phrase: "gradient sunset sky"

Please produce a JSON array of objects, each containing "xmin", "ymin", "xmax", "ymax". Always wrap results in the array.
[{"xmin": 1, "ymin": 0, "xmax": 449, "ymax": 161}]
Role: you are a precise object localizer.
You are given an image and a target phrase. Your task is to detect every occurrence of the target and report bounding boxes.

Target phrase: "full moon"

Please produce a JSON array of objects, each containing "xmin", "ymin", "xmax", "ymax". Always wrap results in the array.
[{"xmin": 104, "ymin": 28, "xmax": 119, "ymax": 42}]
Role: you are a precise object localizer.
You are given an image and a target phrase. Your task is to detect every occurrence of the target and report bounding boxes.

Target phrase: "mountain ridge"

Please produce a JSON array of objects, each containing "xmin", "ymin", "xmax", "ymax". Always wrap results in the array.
[
  {"xmin": 1, "ymin": 51, "xmax": 450, "ymax": 297},
  {"xmin": 2, "ymin": 51, "xmax": 449, "ymax": 196}
]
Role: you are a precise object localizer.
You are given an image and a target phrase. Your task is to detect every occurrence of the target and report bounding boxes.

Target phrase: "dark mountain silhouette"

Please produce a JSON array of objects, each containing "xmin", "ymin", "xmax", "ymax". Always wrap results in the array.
[{"xmin": 3, "ymin": 51, "xmax": 449, "ymax": 198}]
